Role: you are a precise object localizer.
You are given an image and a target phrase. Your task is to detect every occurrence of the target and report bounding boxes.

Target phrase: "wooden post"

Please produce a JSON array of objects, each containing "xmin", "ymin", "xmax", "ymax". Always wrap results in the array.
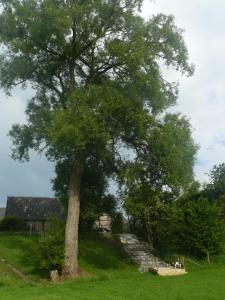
[
  {"xmin": 207, "ymin": 251, "xmax": 210, "ymax": 265},
  {"xmin": 42, "ymin": 220, "xmax": 45, "ymax": 233},
  {"xmin": 182, "ymin": 257, "xmax": 185, "ymax": 269},
  {"xmin": 50, "ymin": 270, "xmax": 59, "ymax": 282},
  {"xmin": 29, "ymin": 223, "xmax": 33, "ymax": 236}
]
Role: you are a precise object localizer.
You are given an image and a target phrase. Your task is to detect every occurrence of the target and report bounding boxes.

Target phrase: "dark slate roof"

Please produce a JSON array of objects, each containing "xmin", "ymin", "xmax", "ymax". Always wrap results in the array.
[
  {"xmin": 0, "ymin": 208, "xmax": 5, "ymax": 220},
  {"xmin": 5, "ymin": 197, "xmax": 64, "ymax": 221}
]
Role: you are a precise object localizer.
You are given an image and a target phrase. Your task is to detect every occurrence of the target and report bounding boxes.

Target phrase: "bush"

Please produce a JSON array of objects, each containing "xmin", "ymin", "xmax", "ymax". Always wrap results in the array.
[
  {"xmin": 34, "ymin": 219, "xmax": 65, "ymax": 276},
  {"xmin": 169, "ymin": 197, "xmax": 225, "ymax": 258},
  {"xmin": 0, "ymin": 217, "xmax": 26, "ymax": 231}
]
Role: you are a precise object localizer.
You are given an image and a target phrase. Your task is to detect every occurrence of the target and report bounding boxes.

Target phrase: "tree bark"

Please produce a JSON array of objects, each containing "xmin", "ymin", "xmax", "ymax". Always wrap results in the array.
[{"xmin": 63, "ymin": 159, "xmax": 84, "ymax": 278}]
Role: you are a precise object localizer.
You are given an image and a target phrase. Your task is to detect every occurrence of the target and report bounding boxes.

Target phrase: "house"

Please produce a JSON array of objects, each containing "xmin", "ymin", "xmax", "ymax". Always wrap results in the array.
[
  {"xmin": 5, "ymin": 196, "xmax": 64, "ymax": 232},
  {"xmin": 0, "ymin": 208, "xmax": 5, "ymax": 220},
  {"xmin": 95, "ymin": 214, "xmax": 112, "ymax": 232}
]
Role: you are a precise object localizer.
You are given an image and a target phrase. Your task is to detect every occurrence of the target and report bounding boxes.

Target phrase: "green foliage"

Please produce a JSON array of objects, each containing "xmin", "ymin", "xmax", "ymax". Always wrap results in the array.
[
  {"xmin": 0, "ymin": 217, "xmax": 26, "ymax": 232},
  {"xmin": 111, "ymin": 212, "xmax": 124, "ymax": 234},
  {"xmin": 122, "ymin": 114, "xmax": 197, "ymax": 199},
  {"xmin": 122, "ymin": 114, "xmax": 197, "ymax": 248},
  {"xmin": 0, "ymin": 0, "xmax": 193, "ymax": 165},
  {"xmin": 206, "ymin": 163, "xmax": 225, "ymax": 199},
  {"xmin": 34, "ymin": 220, "xmax": 65, "ymax": 276},
  {"xmin": 151, "ymin": 170, "xmax": 225, "ymax": 258},
  {"xmin": 166, "ymin": 197, "xmax": 225, "ymax": 258},
  {"xmin": 0, "ymin": 0, "xmax": 194, "ymax": 181},
  {"xmin": 126, "ymin": 186, "xmax": 225, "ymax": 259}
]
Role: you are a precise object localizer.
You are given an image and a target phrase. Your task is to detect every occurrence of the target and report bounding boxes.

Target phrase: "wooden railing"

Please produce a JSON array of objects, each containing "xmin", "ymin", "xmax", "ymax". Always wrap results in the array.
[{"xmin": 149, "ymin": 256, "xmax": 185, "ymax": 270}]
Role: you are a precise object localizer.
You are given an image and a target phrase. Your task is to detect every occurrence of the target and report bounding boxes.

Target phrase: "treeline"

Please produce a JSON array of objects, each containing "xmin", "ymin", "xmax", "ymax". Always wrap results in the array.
[{"xmin": 126, "ymin": 163, "xmax": 225, "ymax": 260}]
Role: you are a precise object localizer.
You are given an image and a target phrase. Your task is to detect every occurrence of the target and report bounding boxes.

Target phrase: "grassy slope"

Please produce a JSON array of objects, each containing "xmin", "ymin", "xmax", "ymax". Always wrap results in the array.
[
  {"xmin": 0, "ymin": 233, "xmax": 39, "ymax": 277},
  {"xmin": 0, "ymin": 258, "xmax": 25, "ymax": 288},
  {"xmin": 0, "ymin": 233, "xmax": 225, "ymax": 300}
]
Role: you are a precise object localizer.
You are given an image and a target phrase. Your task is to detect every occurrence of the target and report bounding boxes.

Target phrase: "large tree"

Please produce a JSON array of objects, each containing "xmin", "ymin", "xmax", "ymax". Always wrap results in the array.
[{"xmin": 0, "ymin": 0, "xmax": 193, "ymax": 278}]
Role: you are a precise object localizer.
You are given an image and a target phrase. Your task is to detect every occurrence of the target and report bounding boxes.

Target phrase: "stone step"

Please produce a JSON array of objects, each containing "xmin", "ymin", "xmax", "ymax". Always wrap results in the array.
[
  {"xmin": 126, "ymin": 248, "xmax": 149, "ymax": 252},
  {"xmin": 129, "ymin": 251, "xmax": 148, "ymax": 255},
  {"xmin": 125, "ymin": 248, "xmax": 148, "ymax": 253},
  {"xmin": 118, "ymin": 234, "xmax": 186, "ymax": 276},
  {"xmin": 129, "ymin": 253, "xmax": 149, "ymax": 257},
  {"xmin": 125, "ymin": 247, "xmax": 148, "ymax": 252},
  {"xmin": 127, "ymin": 246, "xmax": 148, "ymax": 249},
  {"xmin": 155, "ymin": 267, "xmax": 187, "ymax": 276},
  {"xmin": 130, "ymin": 253, "xmax": 150, "ymax": 258},
  {"xmin": 125, "ymin": 243, "xmax": 147, "ymax": 247}
]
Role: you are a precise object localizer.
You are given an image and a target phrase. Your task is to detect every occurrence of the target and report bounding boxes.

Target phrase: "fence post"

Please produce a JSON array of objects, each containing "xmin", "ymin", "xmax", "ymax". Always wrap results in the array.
[
  {"xmin": 29, "ymin": 223, "xmax": 33, "ymax": 236},
  {"xmin": 207, "ymin": 252, "xmax": 210, "ymax": 265}
]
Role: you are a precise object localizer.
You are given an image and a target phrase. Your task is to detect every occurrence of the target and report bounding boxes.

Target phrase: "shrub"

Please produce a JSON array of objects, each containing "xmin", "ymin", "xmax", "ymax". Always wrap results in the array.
[
  {"xmin": 171, "ymin": 197, "xmax": 225, "ymax": 258},
  {"xmin": 140, "ymin": 197, "xmax": 225, "ymax": 259},
  {"xmin": 0, "ymin": 217, "xmax": 26, "ymax": 231},
  {"xmin": 34, "ymin": 219, "xmax": 65, "ymax": 276}
]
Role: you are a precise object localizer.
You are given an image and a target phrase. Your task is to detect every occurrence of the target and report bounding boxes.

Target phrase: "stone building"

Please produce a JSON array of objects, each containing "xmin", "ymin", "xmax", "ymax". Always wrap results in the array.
[
  {"xmin": 5, "ymin": 196, "xmax": 64, "ymax": 232},
  {"xmin": 95, "ymin": 214, "xmax": 112, "ymax": 232}
]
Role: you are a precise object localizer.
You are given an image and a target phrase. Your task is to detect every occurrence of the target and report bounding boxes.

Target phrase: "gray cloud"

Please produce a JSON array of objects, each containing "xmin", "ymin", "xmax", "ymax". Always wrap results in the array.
[{"xmin": 0, "ymin": 89, "xmax": 54, "ymax": 206}]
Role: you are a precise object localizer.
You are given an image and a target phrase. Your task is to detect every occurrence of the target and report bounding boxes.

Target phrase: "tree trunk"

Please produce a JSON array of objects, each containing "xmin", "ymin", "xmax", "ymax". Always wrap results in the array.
[{"xmin": 63, "ymin": 159, "xmax": 84, "ymax": 278}]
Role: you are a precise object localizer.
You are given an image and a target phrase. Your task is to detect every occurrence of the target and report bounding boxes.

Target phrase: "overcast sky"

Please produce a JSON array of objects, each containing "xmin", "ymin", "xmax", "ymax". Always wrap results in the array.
[
  {"xmin": 1, "ymin": 0, "xmax": 225, "ymax": 206},
  {"xmin": 143, "ymin": 0, "xmax": 225, "ymax": 182}
]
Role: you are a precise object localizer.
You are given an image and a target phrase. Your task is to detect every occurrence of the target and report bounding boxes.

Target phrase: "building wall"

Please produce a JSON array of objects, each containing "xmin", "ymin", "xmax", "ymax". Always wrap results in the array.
[
  {"xmin": 95, "ymin": 214, "xmax": 111, "ymax": 231},
  {"xmin": 26, "ymin": 220, "xmax": 50, "ymax": 232}
]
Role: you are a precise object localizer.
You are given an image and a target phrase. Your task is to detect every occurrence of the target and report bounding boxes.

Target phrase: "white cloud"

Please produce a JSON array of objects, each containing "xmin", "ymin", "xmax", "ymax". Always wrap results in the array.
[{"xmin": 143, "ymin": 0, "xmax": 225, "ymax": 182}]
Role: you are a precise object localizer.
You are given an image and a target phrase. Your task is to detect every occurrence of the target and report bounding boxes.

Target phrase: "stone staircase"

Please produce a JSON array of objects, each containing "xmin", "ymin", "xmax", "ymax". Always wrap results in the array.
[{"xmin": 118, "ymin": 233, "xmax": 187, "ymax": 276}]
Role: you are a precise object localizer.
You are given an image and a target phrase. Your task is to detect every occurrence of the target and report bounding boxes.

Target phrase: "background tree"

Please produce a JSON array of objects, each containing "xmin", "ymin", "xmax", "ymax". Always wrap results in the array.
[
  {"xmin": 157, "ymin": 167, "xmax": 225, "ymax": 259},
  {"xmin": 0, "ymin": 0, "xmax": 193, "ymax": 278},
  {"xmin": 172, "ymin": 197, "xmax": 225, "ymax": 259},
  {"xmin": 205, "ymin": 163, "xmax": 225, "ymax": 200},
  {"xmin": 122, "ymin": 114, "xmax": 197, "ymax": 247}
]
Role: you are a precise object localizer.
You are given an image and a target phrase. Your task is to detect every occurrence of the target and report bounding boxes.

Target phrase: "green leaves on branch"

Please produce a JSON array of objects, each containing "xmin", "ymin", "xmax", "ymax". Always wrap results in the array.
[{"xmin": 121, "ymin": 114, "xmax": 197, "ymax": 200}]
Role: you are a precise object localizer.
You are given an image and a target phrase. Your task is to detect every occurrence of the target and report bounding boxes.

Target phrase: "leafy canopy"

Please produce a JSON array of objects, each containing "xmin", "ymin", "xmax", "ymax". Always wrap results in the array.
[{"xmin": 0, "ymin": 0, "xmax": 193, "ymax": 167}]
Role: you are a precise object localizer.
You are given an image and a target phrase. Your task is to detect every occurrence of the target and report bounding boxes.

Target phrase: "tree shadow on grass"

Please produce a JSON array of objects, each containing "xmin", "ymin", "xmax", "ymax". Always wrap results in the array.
[{"xmin": 79, "ymin": 234, "xmax": 134, "ymax": 270}]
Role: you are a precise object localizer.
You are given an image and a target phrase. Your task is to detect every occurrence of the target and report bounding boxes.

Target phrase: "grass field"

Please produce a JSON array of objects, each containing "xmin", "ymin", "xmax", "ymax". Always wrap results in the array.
[{"xmin": 0, "ymin": 233, "xmax": 225, "ymax": 300}]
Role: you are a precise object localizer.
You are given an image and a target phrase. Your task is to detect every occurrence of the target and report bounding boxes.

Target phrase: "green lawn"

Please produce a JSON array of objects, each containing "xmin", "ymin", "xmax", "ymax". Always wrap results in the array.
[{"xmin": 0, "ymin": 233, "xmax": 225, "ymax": 300}]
